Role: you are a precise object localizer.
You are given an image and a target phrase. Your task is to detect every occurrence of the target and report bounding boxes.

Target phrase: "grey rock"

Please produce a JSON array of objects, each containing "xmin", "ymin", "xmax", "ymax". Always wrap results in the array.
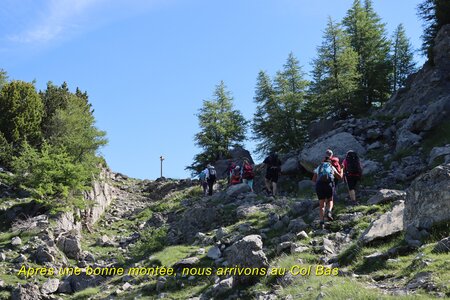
[
  {"xmin": 173, "ymin": 257, "xmax": 200, "ymax": 270},
  {"xmin": 299, "ymin": 132, "xmax": 366, "ymax": 172},
  {"xmin": 34, "ymin": 246, "xmax": 55, "ymax": 263},
  {"xmin": 406, "ymin": 272, "xmax": 434, "ymax": 290},
  {"xmin": 404, "ymin": 163, "xmax": 450, "ymax": 229},
  {"xmin": 360, "ymin": 201, "xmax": 404, "ymax": 244},
  {"xmin": 296, "ymin": 231, "xmax": 309, "ymax": 240},
  {"xmin": 321, "ymin": 238, "xmax": 334, "ymax": 254},
  {"xmin": 224, "ymin": 235, "xmax": 269, "ymax": 277},
  {"xmin": 0, "ymin": 252, "xmax": 5, "ymax": 261},
  {"xmin": 215, "ymin": 227, "xmax": 228, "ymax": 241},
  {"xmin": 11, "ymin": 236, "xmax": 22, "ymax": 246},
  {"xmin": 361, "ymin": 159, "xmax": 381, "ymax": 176},
  {"xmin": 293, "ymin": 246, "xmax": 309, "ymax": 253},
  {"xmin": 12, "ymin": 283, "xmax": 42, "ymax": 300},
  {"xmin": 287, "ymin": 217, "xmax": 308, "ymax": 233},
  {"xmin": 429, "ymin": 145, "xmax": 450, "ymax": 166},
  {"xmin": 368, "ymin": 189, "xmax": 406, "ymax": 205},
  {"xmin": 281, "ymin": 157, "xmax": 300, "ymax": 174},
  {"xmin": 56, "ymin": 234, "xmax": 82, "ymax": 259},
  {"xmin": 395, "ymin": 130, "xmax": 421, "ymax": 152},
  {"xmin": 210, "ymin": 277, "xmax": 233, "ymax": 297},
  {"xmin": 41, "ymin": 278, "xmax": 60, "ymax": 294},
  {"xmin": 276, "ymin": 242, "xmax": 296, "ymax": 254},
  {"xmin": 207, "ymin": 246, "xmax": 221, "ymax": 260},
  {"xmin": 433, "ymin": 237, "xmax": 450, "ymax": 253},
  {"xmin": 226, "ymin": 183, "xmax": 251, "ymax": 198}
]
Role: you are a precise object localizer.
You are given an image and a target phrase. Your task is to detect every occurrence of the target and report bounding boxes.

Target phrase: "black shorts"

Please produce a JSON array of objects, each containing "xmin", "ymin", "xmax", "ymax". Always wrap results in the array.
[
  {"xmin": 316, "ymin": 181, "xmax": 334, "ymax": 200},
  {"xmin": 265, "ymin": 167, "xmax": 279, "ymax": 183},
  {"xmin": 345, "ymin": 175, "xmax": 359, "ymax": 190}
]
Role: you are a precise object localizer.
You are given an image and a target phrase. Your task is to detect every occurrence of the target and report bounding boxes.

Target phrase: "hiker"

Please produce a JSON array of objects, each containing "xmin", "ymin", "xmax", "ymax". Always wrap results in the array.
[
  {"xmin": 223, "ymin": 159, "xmax": 236, "ymax": 185},
  {"xmin": 342, "ymin": 150, "xmax": 363, "ymax": 205},
  {"xmin": 230, "ymin": 165, "xmax": 242, "ymax": 185},
  {"xmin": 242, "ymin": 158, "xmax": 255, "ymax": 192},
  {"xmin": 206, "ymin": 164, "xmax": 217, "ymax": 196},
  {"xmin": 199, "ymin": 168, "xmax": 208, "ymax": 196},
  {"xmin": 263, "ymin": 152, "xmax": 281, "ymax": 196},
  {"xmin": 324, "ymin": 149, "xmax": 342, "ymax": 202},
  {"xmin": 312, "ymin": 156, "xmax": 343, "ymax": 229}
]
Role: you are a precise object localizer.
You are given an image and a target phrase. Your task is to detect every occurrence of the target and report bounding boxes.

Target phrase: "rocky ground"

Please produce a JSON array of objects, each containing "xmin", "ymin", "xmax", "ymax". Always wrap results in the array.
[{"xmin": 0, "ymin": 24, "xmax": 449, "ymax": 300}]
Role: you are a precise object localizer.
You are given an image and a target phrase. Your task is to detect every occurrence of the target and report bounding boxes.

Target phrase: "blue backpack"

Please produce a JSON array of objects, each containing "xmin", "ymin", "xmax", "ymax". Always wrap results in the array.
[
  {"xmin": 199, "ymin": 170, "xmax": 207, "ymax": 181},
  {"xmin": 317, "ymin": 162, "xmax": 334, "ymax": 183}
]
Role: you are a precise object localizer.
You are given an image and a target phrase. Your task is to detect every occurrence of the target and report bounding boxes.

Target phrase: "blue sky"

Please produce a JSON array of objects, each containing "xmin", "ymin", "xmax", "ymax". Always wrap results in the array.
[{"xmin": 0, "ymin": 0, "xmax": 425, "ymax": 180}]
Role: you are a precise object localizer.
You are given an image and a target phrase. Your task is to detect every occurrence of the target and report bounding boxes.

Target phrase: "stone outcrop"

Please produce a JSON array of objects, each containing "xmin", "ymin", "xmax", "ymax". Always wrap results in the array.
[
  {"xmin": 404, "ymin": 163, "xmax": 450, "ymax": 229},
  {"xmin": 360, "ymin": 201, "xmax": 404, "ymax": 244},
  {"xmin": 368, "ymin": 189, "xmax": 406, "ymax": 205},
  {"xmin": 299, "ymin": 132, "xmax": 366, "ymax": 172},
  {"xmin": 83, "ymin": 168, "xmax": 116, "ymax": 225},
  {"xmin": 213, "ymin": 146, "xmax": 254, "ymax": 180}
]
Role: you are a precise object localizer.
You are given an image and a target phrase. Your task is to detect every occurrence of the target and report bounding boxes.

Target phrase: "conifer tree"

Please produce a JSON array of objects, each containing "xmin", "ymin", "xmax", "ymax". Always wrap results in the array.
[
  {"xmin": 189, "ymin": 81, "xmax": 248, "ymax": 172},
  {"xmin": 0, "ymin": 81, "xmax": 44, "ymax": 147},
  {"xmin": 273, "ymin": 53, "xmax": 309, "ymax": 152},
  {"xmin": 391, "ymin": 24, "xmax": 416, "ymax": 92},
  {"xmin": 252, "ymin": 53, "xmax": 309, "ymax": 155},
  {"xmin": 252, "ymin": 71, "xmax": 277, "ymax": 155},
  {"xmin": 418, "ymin": 0, "xmax": 450, "ymax": 61},
  {"xmin": 343, "ymin": 0, "xmax": 391, "ymax": 110},
  {"xmin": 310, "ymin": 17, "xmax": 360, "ymax": 118}
]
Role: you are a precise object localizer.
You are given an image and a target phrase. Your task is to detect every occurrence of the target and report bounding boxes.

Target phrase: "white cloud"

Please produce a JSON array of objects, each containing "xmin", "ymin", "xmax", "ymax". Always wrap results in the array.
[
  {"xmin": 6, "ymin": 0, "xmax": 104, "ymax": 44},
  {"xmin": 3, "ymin": 0, "xmax": 166, "ymax": 46}
]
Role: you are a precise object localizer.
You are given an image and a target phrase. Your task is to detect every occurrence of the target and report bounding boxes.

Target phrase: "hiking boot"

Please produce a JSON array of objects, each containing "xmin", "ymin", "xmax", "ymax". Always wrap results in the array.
[
  {"xmin": 319, "ymin": 221, "xmax": 325, "ymax": 230},
  {"xmin": 327, "ymin": 211, "xmax": 334, "ymax": 221}
]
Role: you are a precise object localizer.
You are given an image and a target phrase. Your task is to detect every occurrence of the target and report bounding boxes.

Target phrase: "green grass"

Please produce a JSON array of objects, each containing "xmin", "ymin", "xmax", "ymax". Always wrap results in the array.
[
  {"xmin": 150, "ymin": 245, "xmax": 203, "ymax": 267},
  {"xmin": 130, "ymin": 226, "xmax": 168, "ymax": 259},
  {"xmin": 71, "ymin": 287, "xmax": 101, "ymax": 300}
]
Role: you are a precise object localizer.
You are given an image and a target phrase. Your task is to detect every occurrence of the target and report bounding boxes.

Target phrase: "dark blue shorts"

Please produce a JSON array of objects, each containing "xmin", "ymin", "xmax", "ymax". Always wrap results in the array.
[{"xmin": 316, "ymin": 181, "xmax": 334, "ymax": 200}]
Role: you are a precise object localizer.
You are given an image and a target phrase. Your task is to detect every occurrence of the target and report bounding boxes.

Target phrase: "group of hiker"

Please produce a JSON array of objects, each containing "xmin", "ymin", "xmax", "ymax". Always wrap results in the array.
[
  {"xmin": 312, "ymin": 149, "xmax": 363, "ymax": 228},
  {"xmin": 197, "ymin": 149, "xmax": 362, "ymax": 228}
]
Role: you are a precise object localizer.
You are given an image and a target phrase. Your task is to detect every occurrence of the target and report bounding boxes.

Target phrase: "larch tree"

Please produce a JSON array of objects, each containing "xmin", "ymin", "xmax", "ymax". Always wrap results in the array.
[
  {"xmin": 310, "ymin": 17, "xmax": 360, "ymax": 118},
  {"xmin": 343, "ymin": 0, "xmax": 392, "ymax": 110},
  {"xmin": 391, "ymin": 23, "xmax": 416, "ymax": 92},
  {"xmin": 189, "ymin": 81, "xmax": 248, "ymax": 173}
]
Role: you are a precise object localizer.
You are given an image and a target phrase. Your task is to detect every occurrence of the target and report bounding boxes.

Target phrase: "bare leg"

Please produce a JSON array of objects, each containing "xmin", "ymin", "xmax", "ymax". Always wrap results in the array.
[
  {"xmin": 272, "ymin": 182, "xmax": 277, "ymax": 196},
  {"xmin": 349, "ymin": 189, "xmax": 356, "ymax": 202},
  {"xmin": 265, "ymin": 178, "xmax": 271, "ymax": 192},
  {"xmin": 319, "ymin": 199, "xmax": 325, "ymax": 222}
]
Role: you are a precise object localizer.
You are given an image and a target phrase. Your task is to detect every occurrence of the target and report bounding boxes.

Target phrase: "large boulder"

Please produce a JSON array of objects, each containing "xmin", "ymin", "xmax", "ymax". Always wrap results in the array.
[
  {"xmin": 299, "ymin": 132, "xmax": 366, "ymax": 172},
  {"xmin": 56, "ymin": 234, "xmax": 82, "ymax": 259},
  {"xmin": 281, "ymin": 157, "xmax": 300, "ymax": 174},
  {"xmin": 429, "ymin": 145, "xmax": 450, "ymax": 166},
  {"xmin": 395, "ymin": 129, "xmax": 422, "ymax": 152},
  {"xmin": 368, "ymin": 189, "xmax": 406, "ymax": 205},
  {"xmin": 226, "ymin": 183, "xmax": 251, "ymax": 198},
  {"xmin": 360, "ymin": 201, "xmax": 404, "ymax": 244},
  {"xmin": 224, "ymin": 235, "xmax": 268, "ymax": 284},
  {"xmin": 404, "ymin": 163, "xmax": 450, "ymax": 229},
  {"xmin": 213, "ymin": 146, "xmax": 254, "ymax": 180},
  {"xmin": 12, "ymin": 283, "xmax": 43, "ymax": 300}
]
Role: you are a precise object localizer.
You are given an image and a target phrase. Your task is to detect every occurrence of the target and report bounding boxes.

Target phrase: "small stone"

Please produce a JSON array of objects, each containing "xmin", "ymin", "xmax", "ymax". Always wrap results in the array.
[
  {"xmin": 41, "ymin": 278, "xmax": 60, "ymax": 294},
  {"xmin": 11, "ymin": 236, "xmax": 22, "ymax": 246},
  {"xmin": 122, "ymin": 282, "xmax": 132, "ymax": 291}
]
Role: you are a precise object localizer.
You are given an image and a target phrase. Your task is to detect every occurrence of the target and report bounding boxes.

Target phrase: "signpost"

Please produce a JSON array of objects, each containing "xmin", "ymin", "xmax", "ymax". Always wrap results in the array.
[{"xmin": 160, "ymin": 155, "xmax": 165, "ymax": 178}]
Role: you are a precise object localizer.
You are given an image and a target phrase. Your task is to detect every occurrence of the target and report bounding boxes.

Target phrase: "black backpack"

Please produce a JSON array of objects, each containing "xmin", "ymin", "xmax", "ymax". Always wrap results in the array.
[
  {"xmin": 346, "ymin": 151, "xmax": 362, "ymax": 176},
  {"xmin": 208, "ymin": 167, "xmax": 217, "ymax": 181}
]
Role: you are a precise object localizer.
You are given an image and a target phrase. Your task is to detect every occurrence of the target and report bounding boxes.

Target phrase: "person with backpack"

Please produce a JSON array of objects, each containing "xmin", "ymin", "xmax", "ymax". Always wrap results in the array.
[
  {"xmin": 312, "ymin": 156, "xmax": 343, "ymax": 229},
  {"xmin": 222, "ymin": 159, "xmax": 236, "ymax": 186},
  {"xmin": 206, "ymin": 164, "xmax": 217, "ymax": 196},
  {"xmin": 242, "ymin": 158, "xmax": 255, "ymax": 192},
  {"xmin": 263, "ymin": 152, "xmax": 281, "ymax": 196},
  {"xmin": 325, "ymin": 149, "xmax": 341, "ymax": 202},
  {"xmin": 198, "ymin": 168, "xmax": 208, "ymax": 196},
  {"xmin": 342, "ymin": 150, "xmax": 363, "ymax": 205},
  {"xmin": 230, "ymin": 165, "xmax": 242, "ymax": 185}
]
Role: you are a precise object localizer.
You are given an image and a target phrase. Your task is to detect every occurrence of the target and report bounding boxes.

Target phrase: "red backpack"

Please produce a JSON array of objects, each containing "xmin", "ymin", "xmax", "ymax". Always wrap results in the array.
[{"xmin": 242, "ymin": 163, "xmax": 254, "ymax": 179}]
